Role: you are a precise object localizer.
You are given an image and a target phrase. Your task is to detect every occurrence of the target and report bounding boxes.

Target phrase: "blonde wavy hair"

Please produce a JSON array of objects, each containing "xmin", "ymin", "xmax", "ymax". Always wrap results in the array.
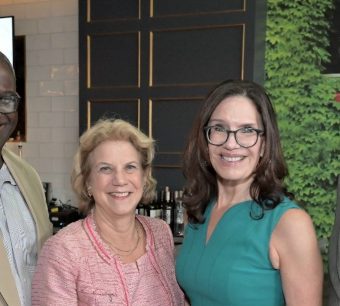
[{"xmin": 71, "ymin": 118, "xmax": 156, "ymax": 215}]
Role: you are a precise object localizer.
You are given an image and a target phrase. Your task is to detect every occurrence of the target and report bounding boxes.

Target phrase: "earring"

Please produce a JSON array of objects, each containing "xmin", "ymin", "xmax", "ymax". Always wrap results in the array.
[
  {"xmin": 87, "ymin": 186, "xmax": 92, "ymax": 197},
  {"xmin": 260, "ymin": 149, "xmax": 264, "ymax": 157}
]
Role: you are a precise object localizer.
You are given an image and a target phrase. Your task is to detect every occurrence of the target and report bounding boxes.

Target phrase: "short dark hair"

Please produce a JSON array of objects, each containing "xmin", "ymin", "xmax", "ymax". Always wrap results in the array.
[{"xmin": 182, "ymin": 79, "xmax": 292, "ymax": 224}]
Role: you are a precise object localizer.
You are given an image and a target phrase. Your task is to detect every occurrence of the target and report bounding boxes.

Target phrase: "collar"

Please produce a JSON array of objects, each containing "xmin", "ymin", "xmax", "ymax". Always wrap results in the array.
[{"xmin": 0, "ymin": 163, "xmax": 17, "ymax": 187}]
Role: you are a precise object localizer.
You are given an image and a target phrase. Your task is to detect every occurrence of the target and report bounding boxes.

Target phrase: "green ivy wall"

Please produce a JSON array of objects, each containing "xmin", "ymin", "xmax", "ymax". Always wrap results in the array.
[{"xmin": 264, "ymin": 0, "xmax": 340, "ymax": 268}]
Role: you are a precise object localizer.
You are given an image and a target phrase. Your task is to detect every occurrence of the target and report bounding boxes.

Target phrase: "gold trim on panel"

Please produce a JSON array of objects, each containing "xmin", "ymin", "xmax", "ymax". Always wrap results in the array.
[
  {"xmin": 151, "ymin": 81, "xmax": 219, "ymax": 88},
  {"xmin": 138, "ymin": 0, "xmax": 141, "ymax": 19},
  {"xmin": 154, "ymin": 165, "xmax": 181, "ymax": 169},
  {"xmin": 87, "ymin": 0, "xmax": 91, "ymax": 23},
  {"xmin": 150, "ymin": 0, "xmax": 154, "ymax": 18},
  {"xmin": 138, "ymin": 31, "xmax": 141, "ymax": 88},
  {"xmin": 149, "ymin": 32, "xmax": 154, "ymax": 87},
  {"xmin": 150, "ymin": 24, "xmax": 245, "ymax": 87},
  {"xmin": 241, "ymin": 24, "xmax": 245, "ymax": 80},
  {"xmin": 87, "ymin": 100, "xmax": 91, "ymax": 130},
  {"xmin": 151, "ymin": 96, "xmax": 204, "ymax": 102},
  {"xmin": 137, "ymin": 98, "xmax": 141, "ymax": 129},
  {"xmin": 148, "ymin": 99, "xmax": 153, "ymax": 137},
  {"xmin": 87, "ymin": 35, "xmax": 91, "ymax": 88},
  {"xmin": 157, "ymin": 151, "xmax": 183, "ymax": 155},
  {"xmin": 151, "ymin": 24, "xmax": 244, "ymax": 36},
  {"xmin": 88, "ymin": 85, "xmax": 140, "ymax": 89},
  {"xmin": 150, "ymin": 0, "xmax": 246, "ymax": 18}
]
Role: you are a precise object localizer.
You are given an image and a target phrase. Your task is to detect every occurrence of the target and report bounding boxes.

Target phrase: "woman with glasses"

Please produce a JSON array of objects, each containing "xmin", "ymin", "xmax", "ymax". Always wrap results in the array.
[{"xmin": 176, "ymin": 79, "xmax": 323, "ymax": 306}]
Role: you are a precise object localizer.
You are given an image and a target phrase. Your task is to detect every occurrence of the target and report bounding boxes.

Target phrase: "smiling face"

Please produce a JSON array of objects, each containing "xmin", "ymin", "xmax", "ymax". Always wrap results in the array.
[
  {"xmin": 0, "ymin": 62, "xmax": 18, "ymax": 153},
  {"xmin": 87, "ymin": 140, "xmax": 146, "ymax": 219},
  {"xmin": 207, "ymin": 95, "xmax": 265, "ymax": 188}
]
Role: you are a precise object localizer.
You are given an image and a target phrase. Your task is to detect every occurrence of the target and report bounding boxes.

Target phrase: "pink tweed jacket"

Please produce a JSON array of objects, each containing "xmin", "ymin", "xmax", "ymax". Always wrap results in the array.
[{"xmin": 31, "ymin": 214, "xmax": 184, "ymax": 306}]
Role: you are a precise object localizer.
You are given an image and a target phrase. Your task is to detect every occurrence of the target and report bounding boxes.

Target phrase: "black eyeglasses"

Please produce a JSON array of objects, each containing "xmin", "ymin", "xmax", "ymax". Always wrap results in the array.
[
  {"xmin": 0, "ymin": 92, "xmax": 21, "ymax": 114},
  {"xmin": 204, "ymin": 125, "xmax": 264, "ymax": 148}
]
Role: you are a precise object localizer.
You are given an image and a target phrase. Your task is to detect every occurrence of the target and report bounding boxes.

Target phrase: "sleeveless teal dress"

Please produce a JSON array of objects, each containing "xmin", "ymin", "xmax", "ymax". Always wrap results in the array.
[{"xmin": 175, "ymin": 198, "xmax": 300, "ymax": 306}]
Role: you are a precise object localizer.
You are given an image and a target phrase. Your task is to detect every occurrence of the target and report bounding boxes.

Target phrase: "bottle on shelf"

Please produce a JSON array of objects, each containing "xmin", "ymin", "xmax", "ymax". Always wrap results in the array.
[
  {"xmin": 170, "ymin": 189, "xmax": 176, "ymax": 232},
  {"xmin": 162, "ymin": 186, "xmax": 174, "ymax": 231},
  {"xmin": 174, "ymin": 190, "xmax": 185, "ymax": 237},
  {"xmin": 136, "ymin": 202, "xmax": 146, "ymax": 216},
  {"xmin": 147, "ymin": 195, "xmax": 158, "ymax": 218},
  {"xmin": 156, "ymin": 189, "xmax": 164, "ymax": 219}
]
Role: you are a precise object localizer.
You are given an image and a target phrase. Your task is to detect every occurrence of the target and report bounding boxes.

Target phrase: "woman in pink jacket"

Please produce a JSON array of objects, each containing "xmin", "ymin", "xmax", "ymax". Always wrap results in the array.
[{"xmin": 32, "ymin": 119, "xmax": 184, "ymax": 306}]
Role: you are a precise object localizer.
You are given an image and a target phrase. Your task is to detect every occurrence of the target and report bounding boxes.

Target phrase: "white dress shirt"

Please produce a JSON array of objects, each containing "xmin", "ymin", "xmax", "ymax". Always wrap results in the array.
[{"xmin": 0, "ymin": 163, "xmax": 37, "ymax": 306}]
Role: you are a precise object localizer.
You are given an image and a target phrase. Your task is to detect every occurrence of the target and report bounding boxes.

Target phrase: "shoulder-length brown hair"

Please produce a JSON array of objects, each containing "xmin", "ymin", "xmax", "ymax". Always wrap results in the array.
[
  {"xmin": 71, "ymin": 118, "xmax": 157, "ymax": 215},
  {"xmin": 183, "ymin": 79, "xmax": 293, "ymax": 224}
]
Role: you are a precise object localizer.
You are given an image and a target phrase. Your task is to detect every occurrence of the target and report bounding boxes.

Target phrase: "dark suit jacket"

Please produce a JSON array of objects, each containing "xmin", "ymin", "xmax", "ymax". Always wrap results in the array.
[{"xmin": 328, "ymin": 175, "xmax": 340, "ymax": 306}]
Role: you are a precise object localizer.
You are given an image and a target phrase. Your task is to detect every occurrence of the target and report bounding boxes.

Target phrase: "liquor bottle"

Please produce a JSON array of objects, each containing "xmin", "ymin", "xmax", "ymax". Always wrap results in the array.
[
  {"xmin": 156, "ymin": 189, "xmax": 164, "ymax": 219},
  {"xmin": 136, "ymin": 202, "xmax": 145, "ymax": 216},
  {"xmin": 162, "ymin": 186, "xmax": 173, "ymax": 231},
  {"xmin": 170, "ymin": 189, "xmax": 176, "ymax": 232},
  {"xmin": 174, "ymin": 190, "xmax": 185, "ymax": 237},
  {"xmin": 148, "ymin": 194, "xmax": 158, "ymax": 218}
]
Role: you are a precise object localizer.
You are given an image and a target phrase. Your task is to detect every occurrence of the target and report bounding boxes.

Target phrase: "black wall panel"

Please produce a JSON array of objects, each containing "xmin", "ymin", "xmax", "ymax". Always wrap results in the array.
[
  {"xmin": 151, "ymin": 25, "xmax": 244, "ymax": 86},
  {"xmin": 89, "ymin": 32, "xmax": 140, "ymax": 88},
  {"xmin": 151, "ymin": 97, "xmax": 204, "ymax": 171},
  {"xmin": 87, "ymin": 99, "xmax": 140, "ymax": 128},
  {"xmin": 79, "ymin": 0, "xmax": 266, "ymax": 188},
  {"xmin": 89, "ymin": 0, "xmax": 140, "ymax": 21}
]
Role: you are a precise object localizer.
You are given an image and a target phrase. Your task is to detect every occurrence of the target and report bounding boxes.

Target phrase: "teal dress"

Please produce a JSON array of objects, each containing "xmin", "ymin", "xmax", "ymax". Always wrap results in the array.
[{"xmin": 176, "ymin": 198, "xmax": 300, "ymax": 306}]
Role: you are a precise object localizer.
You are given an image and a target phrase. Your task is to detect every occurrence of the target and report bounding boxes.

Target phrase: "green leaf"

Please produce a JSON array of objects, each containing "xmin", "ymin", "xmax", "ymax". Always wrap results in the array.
[{"xmin": 265, "ymin": 0, "xmax": 340, "ymax": 268}]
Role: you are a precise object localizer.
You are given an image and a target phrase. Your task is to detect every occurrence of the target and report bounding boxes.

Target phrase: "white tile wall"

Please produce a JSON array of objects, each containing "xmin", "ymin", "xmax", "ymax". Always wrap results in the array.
[{"xmin": 1, "ymin": 0, "xmax": 79, "ymax": 205}]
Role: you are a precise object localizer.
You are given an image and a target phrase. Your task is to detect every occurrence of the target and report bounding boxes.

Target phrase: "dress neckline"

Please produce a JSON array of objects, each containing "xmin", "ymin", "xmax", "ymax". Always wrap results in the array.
[{"xmin": 204, "ymin": 199, "xmax": 253, "ymax": 246}]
